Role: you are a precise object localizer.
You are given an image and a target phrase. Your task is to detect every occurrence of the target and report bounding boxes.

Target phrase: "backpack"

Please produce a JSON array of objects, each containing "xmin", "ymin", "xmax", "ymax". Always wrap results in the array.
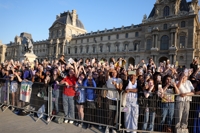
[{"xmin": 53, "ymin": 112, "xmax": 65, "ymax": 124}]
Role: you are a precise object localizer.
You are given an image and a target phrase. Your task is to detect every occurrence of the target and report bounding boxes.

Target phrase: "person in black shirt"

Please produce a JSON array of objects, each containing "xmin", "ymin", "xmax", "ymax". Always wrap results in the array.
[{"xmin": 190, "ymin": 59, "xmax": 198, "ymax": 75}]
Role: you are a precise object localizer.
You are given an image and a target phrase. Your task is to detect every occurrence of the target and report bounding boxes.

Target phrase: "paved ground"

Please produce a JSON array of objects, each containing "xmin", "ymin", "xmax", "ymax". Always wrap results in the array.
[{"xmin": 0, "ymin": 109, "xmax": 104, "ymax": 133}]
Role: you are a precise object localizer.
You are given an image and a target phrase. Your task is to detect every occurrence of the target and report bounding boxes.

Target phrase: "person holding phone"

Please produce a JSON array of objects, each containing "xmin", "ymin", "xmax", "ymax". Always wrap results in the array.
[
  {"xmin": 142, "ymin": 79, "xmax": 158, "ymax": 132},
  {"xmin": 159, "ymin": 75, "xmax": 179, "ymax": 132},
  {"xmin": 175, "ymin": 72, "xmax": 194, "ymax": 131}
]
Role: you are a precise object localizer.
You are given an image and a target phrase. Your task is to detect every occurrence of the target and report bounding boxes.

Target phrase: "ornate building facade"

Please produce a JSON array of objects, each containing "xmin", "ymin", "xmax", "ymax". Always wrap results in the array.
[{"xmin": 1, "ymin": 0, "xmax": 200, "ymax": 67}]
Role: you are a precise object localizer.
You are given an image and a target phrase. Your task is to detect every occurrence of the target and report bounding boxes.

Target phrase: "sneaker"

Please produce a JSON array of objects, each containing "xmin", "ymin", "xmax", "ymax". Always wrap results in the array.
[
  {"xmin": 112, "ymin": 129, "xmax": 117, "ymax": 133},
  {"xmin": 105, "ymin": 126, "xmax": 109, "ymax": 133},
  {"xmin": 87, "ymin": 124, "xmax": 91, "ymax": 129},
  {"xmin": 47, "ymin": 117, "xmax": 51, "ymax": 122},
  {"xmin": 77, "ymin": 123, "xmax": 82, "ymax": 128},
  {"xmin": 64, "ymin": 120, "xmax": 69, "ymax": 123},
  {"xmin": 69, "ymin": 120, "xmax": 74, "ymax": 124},
  {"xmin": 99, "ymin": 126, "xmax": 102, "ymax": 130}
]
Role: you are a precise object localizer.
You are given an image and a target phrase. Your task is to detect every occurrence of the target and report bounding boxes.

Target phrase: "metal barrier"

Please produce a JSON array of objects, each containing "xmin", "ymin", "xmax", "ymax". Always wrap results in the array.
[
  {"xmin": 2, "ymin": 77, "xmax": 200, "ymax": 133},
  {"xmin": 118, "ymin": 91, "xmax": 200, "ymax": 133}
]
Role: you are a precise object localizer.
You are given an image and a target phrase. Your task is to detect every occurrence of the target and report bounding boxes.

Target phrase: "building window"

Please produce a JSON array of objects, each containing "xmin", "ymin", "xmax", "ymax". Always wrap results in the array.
[
  {"xmin": 62, "ymin": 29, "xmax": 65, "ymax": 36},
  {"xmin": 108, "ymin": 36, "xmax": 110, "ymax": 40},
  {"xmin": 134, "ymin": 43, "xmax": 138, "ymax": 51},
  {"xmin": 80, "ymin": 46, "xmax": 83, "ymax": 53},
  {"xmin": 54, "ymin": 46, "xmax": 56, "ymax": 53},
  {"xmin": 86, "ymin": 46, "xmax": 89, "ymax": 53},
  {"xmin": 116, "ymin": 34, "xmax": 119, "ymax": 39},
  {"xmin": 101, "ymin": 36, "xmax": 103, "ymax": 41},
  {"xmin": 60, "ymin": 46, "xmax": 63, "ymax": 54},
  {"xmin": 75, "ymin": 47, "xmax": 77, "ymax": 53},
  {"xmin": 146, "ymin": 39, "xmax": 152, "ymax": 50},
  {"xmin": 116, "ymin": 44, "xmax": 119, "ymax": 52},
  {"xmin": 56, "ymin": 30, "xmax": 59, "ymax": 37},
  {"xmin": 125, "ymin": 33, "xmax": 128, "ymax": 38},
  {"xmin": 68, "ymin": 48, "xmax": 70, "ymax": 54},
  {"xmin": 87, "ymin": 38, "xmax": 89, "ymax": 42},
  {"xmin": 76, "ymin": 40, "xmax": 77, "ymax": 44},
  {"xmin": 163, "ymin": 24, "xmax": 167, "ymax": 30},
  {"xmin": 160, "ymin": 35, "xmax": 169, "ymax": 50},
  {"xmin": 107, "ymin": 45, "xmax": 110, "ymax": 52},
  {"xmin": 180, "ymin": 36, "xmax": 185, "ymax": 48},
  {"xmin": 93, "ymin": 46, "xmax": 95, "ymax": 53},
  {"xmin": 100, "ymin": 45, "xmax": 103, "ymax": 52},
  {"xmin": 135, "ymin": 32, "xmax": 139, "ymax": 37},
  {"xmin": 181, "ymin": 21, "xmax": 186, "ymax": 27},
  {"xmin": 163, "ymin": 6, "xmax": 170, "ymax": 17},
  {"xmin": 124, "ymin": 44, "xmax": 128, "ymax": 51},
  {"xmin": 81, "ymin": 39, "xmax": 83, "ymax": 43}
]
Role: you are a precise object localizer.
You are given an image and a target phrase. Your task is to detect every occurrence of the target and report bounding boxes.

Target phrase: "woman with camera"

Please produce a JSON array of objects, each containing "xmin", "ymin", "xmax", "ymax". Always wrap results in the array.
[
  {"xmin": 159, "ymin": 75, "xmax": 179, "ymax": 132},
  {"xmin": 175, "ymin": 72, "xmax": 194, "ymax": 131},
  {"xmin": 142, "ymin": 78, "xmax": 158, "ymax": 132}
]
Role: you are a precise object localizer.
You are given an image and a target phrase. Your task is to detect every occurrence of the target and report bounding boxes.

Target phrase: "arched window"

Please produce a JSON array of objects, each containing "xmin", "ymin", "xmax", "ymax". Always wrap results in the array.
[
  {"xmin": 181, "ymin": 21, "xmax": 186, "ymax": 27},
  {"xmin": 180, "ymin": 36, "xmax": 186, "ymax": 48},
  {"xmin": 146, "ymin": 39, "xmax": 152, "ymax": 50},
  {"xmin": 134, "ymin": 43, "xmax": 138, "ymax": 51},
  {"xmin": 163, "ymin": 24, "xmax": 167, "ymax": 30},
  {"xmin": 100, "ymin": 45, "xmax": 103, "ymax": 52},
  {"xmin": 124, "ymin": 44, "xmax": 128, "ymax": 51},
  {"xmin": 93, "ymin": 46, "xmax": 96, "ymax": 53},
  {"xmin": 163, "ymin": 6, "xmax": 170, "ymax": 17},
  {"xmin": 107, "ymin": 45, "xmax": 110, "ymax": 52},
  {"xmin": 160, "ymin": 35, "xmax": 169, "ymax": 50},
  {"xmin": 86, "ymin": 46, "xmax": 89, "ymax": 53}
]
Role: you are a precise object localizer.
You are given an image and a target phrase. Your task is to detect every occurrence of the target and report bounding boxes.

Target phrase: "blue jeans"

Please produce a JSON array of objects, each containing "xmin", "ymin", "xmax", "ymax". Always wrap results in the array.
[
  {"xmin": 52, "ymin": 89, "xmax": 59, "ymax": 114},
  {"xmin": 159, "ymin": 102, "xmax": 174, "ymax": 131},
  {"xmin": 62, "ymin": 94, "xmax": 75, "ymax": 119},
  {"xmin": 142, "ymin": 109, "xmax": 155, "ymax": 132}
]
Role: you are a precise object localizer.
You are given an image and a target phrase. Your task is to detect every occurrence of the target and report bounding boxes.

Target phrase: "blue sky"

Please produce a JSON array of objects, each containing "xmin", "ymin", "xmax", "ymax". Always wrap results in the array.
[{"xmin": 0, "ymin": 0, "xmax": 196, "ymax": 44}]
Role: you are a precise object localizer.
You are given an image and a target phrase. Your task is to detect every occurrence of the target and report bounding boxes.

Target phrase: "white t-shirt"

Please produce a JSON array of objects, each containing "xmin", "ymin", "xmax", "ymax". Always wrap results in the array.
[
  {"xmin": 126, "ymin": 81, "xmax": 138, "ymax": 104},
  {"xmin": 106, "ymin": 78, "xmax": 122, "ymax": 100},
  {"xmin": 176, "ymin": 80, "xmax": 194, "ymax": 101}
]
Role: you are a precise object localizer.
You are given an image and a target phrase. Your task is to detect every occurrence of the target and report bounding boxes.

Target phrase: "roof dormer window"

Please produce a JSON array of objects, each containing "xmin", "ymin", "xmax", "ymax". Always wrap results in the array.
[{"xmin": 163, "ymin": 6, "xmax": 170, "ymax": 17}]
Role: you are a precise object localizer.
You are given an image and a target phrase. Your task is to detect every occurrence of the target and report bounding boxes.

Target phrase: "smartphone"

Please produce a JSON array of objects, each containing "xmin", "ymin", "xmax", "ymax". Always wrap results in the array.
[
  {"xmin": 128, "ymin": 70, "xmax": 136, "ymax": 75},
  {"xmin": 157, "ymin": 75, "xmax": 161, "ymax": 81}
]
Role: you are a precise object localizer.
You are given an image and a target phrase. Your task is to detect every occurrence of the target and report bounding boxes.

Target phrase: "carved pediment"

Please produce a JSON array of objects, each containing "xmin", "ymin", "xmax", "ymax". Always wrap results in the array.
[{"xmin": 50, "ymin": 22, "xmax": 64, "ymax": 29}]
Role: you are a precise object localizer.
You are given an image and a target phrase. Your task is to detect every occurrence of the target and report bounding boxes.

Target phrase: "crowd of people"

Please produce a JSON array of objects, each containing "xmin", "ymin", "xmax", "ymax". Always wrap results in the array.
[{"xmin": 0, "ymin": 55, "xmax": 200, "ymax": 133}]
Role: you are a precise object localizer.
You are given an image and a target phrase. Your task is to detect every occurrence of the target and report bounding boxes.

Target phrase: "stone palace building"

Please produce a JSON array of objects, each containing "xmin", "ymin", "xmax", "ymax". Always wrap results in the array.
[{"xmin": 1, "ymin": 0, "xmax": 200, "ymax": 67}]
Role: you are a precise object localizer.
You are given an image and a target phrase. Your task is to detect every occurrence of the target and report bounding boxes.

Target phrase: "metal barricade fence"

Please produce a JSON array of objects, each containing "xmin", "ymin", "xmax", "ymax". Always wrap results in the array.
[
  {"xmin": 118, "ymin": 91, "xmax": 200, "ymax": 133},
  {"xmin": 0, "ymin": 78, "xmax": 49, "ymax": 124},
  {"xmin": 2, "ymin": 77, "xmax": 200, "ymax": 133},
  {"xmin": 49, "ymin": 84, "xmax": 120, "ymax": 129}
]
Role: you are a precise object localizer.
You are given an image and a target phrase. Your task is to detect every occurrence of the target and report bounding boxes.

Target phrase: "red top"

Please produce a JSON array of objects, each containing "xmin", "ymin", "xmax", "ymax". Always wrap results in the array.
[{"xmin": 62, "ymin": 75, "xmax": 77, "ymax": 96}]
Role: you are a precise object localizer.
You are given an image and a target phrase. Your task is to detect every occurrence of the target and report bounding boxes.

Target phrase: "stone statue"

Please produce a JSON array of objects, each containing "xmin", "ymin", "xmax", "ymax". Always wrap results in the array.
[
  {"xmin": 22, "ymin": 37, "xmax": 33, "ymax": 53},
  {"xmin": 189, "ymin": 4, "xmax": 194, "ymax": 12},
  {"xmin": 143, "ymin": 14, "xmax": 147, "ymax": 20}
]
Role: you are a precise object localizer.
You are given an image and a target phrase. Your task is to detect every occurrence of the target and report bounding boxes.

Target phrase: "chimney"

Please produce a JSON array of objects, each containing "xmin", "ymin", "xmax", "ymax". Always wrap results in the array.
[{"xmin": 72, "ymin": 10, "xmax": 77, "ymax": 26}]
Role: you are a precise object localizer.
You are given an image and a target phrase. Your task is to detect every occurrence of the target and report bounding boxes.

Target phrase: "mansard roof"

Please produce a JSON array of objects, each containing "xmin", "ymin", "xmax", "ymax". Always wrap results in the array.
[
  {"xmin": 50, "ymin": 11, "xmax": 85, "ymax": 29},
  {"xmin": 148, "ymin": 0, "xmax": 191, "ymax": 18}
]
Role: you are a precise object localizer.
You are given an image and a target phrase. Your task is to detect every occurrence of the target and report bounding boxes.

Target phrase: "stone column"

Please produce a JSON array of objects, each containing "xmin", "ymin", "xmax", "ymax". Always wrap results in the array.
[
  {"xmin": 155, "ymin": 35, "xmax": 158, "ymax": 48},
  {"xmin": 169, "ymin": 55, "xmax": 172, "ymax": 64},
  {"xmin": 174, "ymin": 32, "xmax": 177, "ymax": 47},
  {"xmin": 62, "ymin": 41, "xmax": 66, "ymax": 55},
  {"xmin": 171, "ymin": 32, "xmax": 174, "ymax": 47},
  {"xmin": 56, "ymin": 39, "xmax": 59, "ymax": 58},
  {"xmin": 153, "ymin": 34, "xmax": 156, "ymax": 47}
]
